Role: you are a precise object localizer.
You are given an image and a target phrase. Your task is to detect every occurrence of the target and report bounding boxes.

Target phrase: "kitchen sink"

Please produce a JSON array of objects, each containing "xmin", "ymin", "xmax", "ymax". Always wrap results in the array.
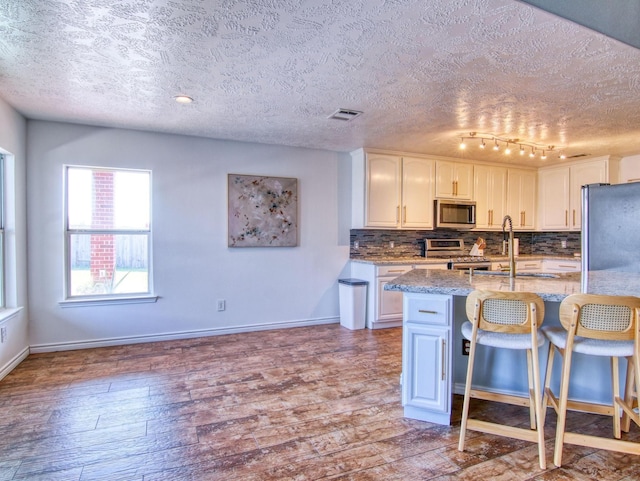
[{"xmin": 472, "ymin": 271, "xmax": 559, "ymax": 278}]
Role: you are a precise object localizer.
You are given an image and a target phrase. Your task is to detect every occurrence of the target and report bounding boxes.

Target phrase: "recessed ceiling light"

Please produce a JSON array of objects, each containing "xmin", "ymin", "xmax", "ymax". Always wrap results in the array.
[{"xmin": 174, "ymin": 95, "xmax": 193, "ymax": 104}]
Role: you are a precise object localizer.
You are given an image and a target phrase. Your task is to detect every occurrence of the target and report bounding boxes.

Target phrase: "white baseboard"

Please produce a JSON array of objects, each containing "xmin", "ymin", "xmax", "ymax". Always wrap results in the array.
[
  {"xmin": 29, "ymin": 316, "xmax": 340, "ymax": 353},
  {"xmin": 0, "ymin": 346, "xmax": 29, "ymax": 381}
]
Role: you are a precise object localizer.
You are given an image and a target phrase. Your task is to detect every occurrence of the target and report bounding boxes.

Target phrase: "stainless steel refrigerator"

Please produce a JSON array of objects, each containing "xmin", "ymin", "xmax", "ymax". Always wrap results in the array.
[{"xmin": 582, "ymin": 182, "xmax": 640, "ymax": 272}]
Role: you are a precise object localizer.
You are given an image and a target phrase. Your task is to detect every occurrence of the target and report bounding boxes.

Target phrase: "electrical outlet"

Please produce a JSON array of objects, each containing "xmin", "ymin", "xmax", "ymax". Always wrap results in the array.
[
  {"xmin": 216, "ymin": 299, "xmax": 226, "ymax": 312},
  {"xmin": 462, "ymin": 339, "xmax": 470, "ymax": 356},
  {"xmin": 389, "ymin": 241, "xmax": 395, "ymax": 248},
  {"xmin": 561, "ymin": 240, "xmax": 567, "ymax": 249},
  {"xmin": 353, "ymin": 241, "xmax": 359, "ymax": 249},
  {"xmin": 0, "ymin": 326, "xmax": 6, "ymax": 343}
]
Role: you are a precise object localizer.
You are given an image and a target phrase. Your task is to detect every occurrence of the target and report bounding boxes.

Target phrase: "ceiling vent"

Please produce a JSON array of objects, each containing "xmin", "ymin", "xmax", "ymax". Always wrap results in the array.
[{"xmin": 328, "ymin": 108, "xmax": 363, "ymax": 121}]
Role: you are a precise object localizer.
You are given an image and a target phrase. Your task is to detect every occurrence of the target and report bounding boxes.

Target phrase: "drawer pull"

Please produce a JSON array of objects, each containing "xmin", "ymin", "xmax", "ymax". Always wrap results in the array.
[
  {"xmin": 441, "ymin": 339, "xmax": 446, "ymax": 380},
  {"xmin": 558, "ymin": 264, "xmax": 577, "ymax": 269},
  {"xmin": 388, "ymin": 269, "xmax": 405, "ymax": 273},
  {"xmin": 418, "ymin": 309, "xmax": 438, "ymax": 314}
]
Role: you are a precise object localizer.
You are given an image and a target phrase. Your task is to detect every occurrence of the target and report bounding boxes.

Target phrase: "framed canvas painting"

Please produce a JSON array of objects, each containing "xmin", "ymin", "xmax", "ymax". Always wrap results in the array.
[{"xmin": 228, "ymin": 174, "xmax": 298, "ymax": 247}]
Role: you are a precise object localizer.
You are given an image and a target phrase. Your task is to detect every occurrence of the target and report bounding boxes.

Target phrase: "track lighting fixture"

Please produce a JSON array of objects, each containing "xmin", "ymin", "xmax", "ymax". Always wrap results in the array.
[{"xmin": 458, "ymin": 132, "xmax": 563, "ymax": 159}]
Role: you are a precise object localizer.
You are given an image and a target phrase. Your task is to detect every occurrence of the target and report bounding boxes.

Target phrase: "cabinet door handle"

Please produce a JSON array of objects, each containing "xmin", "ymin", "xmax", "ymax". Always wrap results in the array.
[
  {"xmin": 565, "ymin": 210, "xmax": 568, "ymax": 226},
  {"xmin": 489, "ymin": 209, "xmax": 493, "ymax": 226},
  {"xmin": 573, "ymin": 209, "xmax": 576, "ymax": 226},
  {"xmin": 441, "ymin": 339, "xmax": 446, "ymax": 380},
  {"xmin": 403, "ymin": 205, "xmax": 407, "ymax": 223},
  {"xmin": 396, "ymin": 205, "xmax": 400, "ymax": 223},
  {"xmin": 418, "ymin": 309, "xmax": 438, "ymax": 314}
]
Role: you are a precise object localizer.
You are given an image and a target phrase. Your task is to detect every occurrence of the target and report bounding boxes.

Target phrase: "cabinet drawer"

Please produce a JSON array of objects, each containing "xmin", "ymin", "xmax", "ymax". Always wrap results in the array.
[
  {"xmin": 517, "ymin": 261, "xmax": 541, "ymax": 272},
  {"xmin": 543, "ymin": 259, "xmax": 580, "ymax": 272},
  {"xmin": 377, "ymin": 265, "xmax": 412, "ymax": 277},
  {"xmin": 405, "ymin": 294, "xmax": 450, "ymax": 325}
]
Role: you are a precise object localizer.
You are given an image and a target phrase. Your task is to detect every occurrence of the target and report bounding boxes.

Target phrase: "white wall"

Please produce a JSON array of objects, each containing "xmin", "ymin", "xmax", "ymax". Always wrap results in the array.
[
  {"xmin": 27, "ymin": 121, "xmax": 351, "ymax": 351},
  {"xmin": 0, "ymin": 97, "xmax": 29, "ymax": 378}
]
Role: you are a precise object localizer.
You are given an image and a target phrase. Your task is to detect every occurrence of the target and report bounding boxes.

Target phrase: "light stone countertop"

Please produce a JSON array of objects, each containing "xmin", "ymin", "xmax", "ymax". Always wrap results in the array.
[
  {"xmin": 350, "ymin": 254, "xmax": 580, "ymax": 266},
  {"xmin": 384, "ymin": 269, "xmax": 640, "ymax": 302}
]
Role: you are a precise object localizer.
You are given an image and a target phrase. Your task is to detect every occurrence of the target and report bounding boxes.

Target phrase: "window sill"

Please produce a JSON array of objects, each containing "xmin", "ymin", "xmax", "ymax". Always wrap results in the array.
[
  {"xmin": 0, "ymin": 307, "xmax": 24, "ymax": 324},
  {"xmin": 59, "ymin": 295, "xmax": 159, "ymax": 308}
]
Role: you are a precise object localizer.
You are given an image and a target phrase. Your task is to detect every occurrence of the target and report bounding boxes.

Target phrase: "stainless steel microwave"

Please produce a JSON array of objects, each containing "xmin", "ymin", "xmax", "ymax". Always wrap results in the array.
[{"xmin": 435, "ymin": 199, "xmax": 476, "ymax": 229}]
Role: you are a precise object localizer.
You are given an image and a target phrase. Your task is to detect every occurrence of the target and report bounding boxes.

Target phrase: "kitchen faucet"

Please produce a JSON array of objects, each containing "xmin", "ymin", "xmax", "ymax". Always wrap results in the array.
[{"xmin": 502, "ymin": 215, "xmax": 516, "ymax": 278}]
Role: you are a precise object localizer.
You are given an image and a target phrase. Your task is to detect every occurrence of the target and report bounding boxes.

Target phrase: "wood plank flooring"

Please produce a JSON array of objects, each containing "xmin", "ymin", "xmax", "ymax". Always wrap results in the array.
[{"xmin": 1, "ymin": 324, "xmax": 639, "ymax": 480}]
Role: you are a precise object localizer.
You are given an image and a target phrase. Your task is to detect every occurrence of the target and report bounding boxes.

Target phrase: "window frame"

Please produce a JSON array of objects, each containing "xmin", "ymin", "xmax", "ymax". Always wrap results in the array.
[{"xmin": 62, "ymin": 165, "xmax": 155, "ymax": 305}]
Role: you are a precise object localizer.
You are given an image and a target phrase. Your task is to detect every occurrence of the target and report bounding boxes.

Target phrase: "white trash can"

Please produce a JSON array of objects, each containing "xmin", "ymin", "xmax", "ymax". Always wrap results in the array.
[{"xmin": 338, "ymin": 278, "xmax": 368, "ymax": 330}]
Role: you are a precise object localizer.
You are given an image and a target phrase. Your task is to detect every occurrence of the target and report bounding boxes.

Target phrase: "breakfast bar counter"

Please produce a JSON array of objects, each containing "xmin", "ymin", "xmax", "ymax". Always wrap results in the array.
[
  {"xmin": 384, "ymin": 269, "xmax": 640, "ymax": 425},
  {"xmin": 384, "ymin": 268, "xmax": 640, "ymax": 301}
]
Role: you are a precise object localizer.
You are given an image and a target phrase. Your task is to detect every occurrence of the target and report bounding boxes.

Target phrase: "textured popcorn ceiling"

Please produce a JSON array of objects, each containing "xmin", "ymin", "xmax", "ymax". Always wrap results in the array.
[{"xmin": 1, "ymin": 0, "xmax": 640, "ymax": 166}]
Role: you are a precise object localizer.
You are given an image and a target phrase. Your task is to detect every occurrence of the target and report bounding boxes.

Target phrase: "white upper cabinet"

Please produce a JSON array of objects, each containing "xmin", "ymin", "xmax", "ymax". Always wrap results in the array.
[
  {"xmin": 435, "ymin": 160, "xmax": 473, "ymax": 199},
  {"xmin": 351, "ymin": 149, "xmax": 434, "ymax": 229},
  {"xmin": 366, "ymin": 153, "xmax": 403, "ymax": 228},
  {"xmin": 401, "ymin": 156, "xmax": 435, "ymax": 229},
  {"xmin": 619, "ymin": 154, "xmax": 640, "ymax": 183},
  {"xmin": 474, "ymin": 165, "xmax": 506, "ymax": 229},
  {"xmin": 538, "ymin": 157, "xmax": 619, "ymax": 231},
  {"xmin": 538, "ymin": 166, "xmax": 570, "ymax": 230},
  {"xmin": 569, "ymin": 161, "xmax": 608, "ymax": 228},
  {"xmin": 506, "ymin": 168, "xmax": 536, "ymax": 230}
]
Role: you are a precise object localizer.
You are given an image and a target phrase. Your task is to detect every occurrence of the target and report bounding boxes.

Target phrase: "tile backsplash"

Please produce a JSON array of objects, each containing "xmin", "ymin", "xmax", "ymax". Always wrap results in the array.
[{"xmin": 350, "ymin": 229, "xmax": 581, "ymax": 258}]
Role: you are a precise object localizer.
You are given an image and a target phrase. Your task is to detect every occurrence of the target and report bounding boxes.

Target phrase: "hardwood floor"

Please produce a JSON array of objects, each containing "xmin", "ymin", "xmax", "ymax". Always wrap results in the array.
[{"xmin": 1, "ymin": 324, "xmax": 639, "ymax": 480}]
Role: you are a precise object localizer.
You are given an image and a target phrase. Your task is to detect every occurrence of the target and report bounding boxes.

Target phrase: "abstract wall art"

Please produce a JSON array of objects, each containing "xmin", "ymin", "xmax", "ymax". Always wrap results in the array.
[{"xmin": 228, "ymin": 174, "xmax": 298, "ymax": 247}]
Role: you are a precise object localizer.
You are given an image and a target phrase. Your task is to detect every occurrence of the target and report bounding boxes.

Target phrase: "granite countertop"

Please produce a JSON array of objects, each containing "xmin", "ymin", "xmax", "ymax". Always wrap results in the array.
[
  {"xmin": 351, "ymin": 254, "xmax": 580, "ymax": 266},
  {"xmin": 384, "ymin": 269, "xmax": 640, "ymax": 302},
  {"xmin": 350, "ymin": 256, "xmax": 449, "ymax": 266}
]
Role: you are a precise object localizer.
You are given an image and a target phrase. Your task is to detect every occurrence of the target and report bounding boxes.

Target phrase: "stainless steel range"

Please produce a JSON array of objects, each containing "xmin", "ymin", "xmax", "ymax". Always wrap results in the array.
[{"xmin": 424, "ymin": 238, "xmax": 492, "ymax": 270}]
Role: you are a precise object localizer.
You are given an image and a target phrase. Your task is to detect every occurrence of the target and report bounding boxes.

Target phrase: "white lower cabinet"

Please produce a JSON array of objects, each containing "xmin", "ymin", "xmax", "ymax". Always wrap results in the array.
[
  {"xmin": 517, "ymin": 260, "xmax": 542, "ymax": 273},
  {"xmin": 351, "ymin": 263, "xmax": 412, "ymax": 329},
  {"xmin": 492, "ymin": 258, "xmax": 580, "ymax": 274},
  {"xmin": 542, "ymin": 259, "xmax": 581, "ymax": 272},
  {"xmin": 402, "ymin": 293, "xmax": 453, "ymax": 424},
  {"xmin": 491, "ymin": 260, "xmax": 542, "ymax": 273},
  {"xmin": 351, "ymin": 262, "xmax": 448, "ymax": 329}
]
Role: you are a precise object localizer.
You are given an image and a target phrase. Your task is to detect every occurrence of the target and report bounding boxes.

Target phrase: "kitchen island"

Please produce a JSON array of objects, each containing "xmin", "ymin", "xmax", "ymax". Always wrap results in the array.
[
  {"xmin": 385, "ymin": 269, "xmax": 640, "ymax": 424},
  {"xmin": 351, "ymin": 254, "xmax": 582, "ymax": 329}
]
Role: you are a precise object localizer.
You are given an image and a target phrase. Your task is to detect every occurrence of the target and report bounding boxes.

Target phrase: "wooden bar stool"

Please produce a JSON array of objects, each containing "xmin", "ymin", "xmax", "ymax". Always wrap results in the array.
[
  {"xmin": 458, "ymin": 290, "xmax": 547, "ymax": 469},
  {"xmin": 541, "ymin": 293, "xmax": 640, "ymax": 467}
]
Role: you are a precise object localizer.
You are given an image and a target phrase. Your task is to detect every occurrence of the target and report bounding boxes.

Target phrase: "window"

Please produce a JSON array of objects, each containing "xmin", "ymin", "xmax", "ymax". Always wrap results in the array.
[{"xmin": 65, "ymin": 166, "xmax": 151, "ymax": 299}]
